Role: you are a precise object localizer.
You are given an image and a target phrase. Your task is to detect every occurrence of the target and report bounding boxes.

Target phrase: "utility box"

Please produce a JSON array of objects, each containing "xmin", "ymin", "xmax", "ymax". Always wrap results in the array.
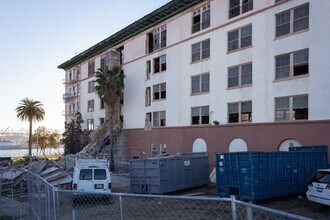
[
  {"xmin": 216, "ymin": 146, "xmax": 329, "ymax": 200},
  {"xmin": 130, "ymin": 152, "xmax": 209, "ymax": 194}
]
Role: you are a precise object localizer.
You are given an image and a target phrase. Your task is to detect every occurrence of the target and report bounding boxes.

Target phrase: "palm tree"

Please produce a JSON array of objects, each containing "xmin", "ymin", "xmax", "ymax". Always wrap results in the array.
[
  {"xmin": 95, "ymin": 65, "xmax": 125, "ymax": 171},
  {"xmin": 16, "ymin": 98, "xmax": 45, "ymax": 156}
]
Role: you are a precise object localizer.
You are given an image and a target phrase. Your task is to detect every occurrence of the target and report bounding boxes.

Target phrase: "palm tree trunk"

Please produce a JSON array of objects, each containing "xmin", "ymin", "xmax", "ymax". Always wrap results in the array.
[
  {"xmin": 28, "ymin": 119, "xmax": 33, "ymax": 156},
  {"xmin": 106, "ymin": 104, "xmax": 115, "ymax": 171}
]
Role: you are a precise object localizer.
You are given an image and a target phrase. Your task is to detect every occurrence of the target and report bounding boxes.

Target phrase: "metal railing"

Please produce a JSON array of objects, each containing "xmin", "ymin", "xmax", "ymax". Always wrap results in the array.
[{"xmin": 26, "ymin": 171, "xmax": 311, "ymax": 220}]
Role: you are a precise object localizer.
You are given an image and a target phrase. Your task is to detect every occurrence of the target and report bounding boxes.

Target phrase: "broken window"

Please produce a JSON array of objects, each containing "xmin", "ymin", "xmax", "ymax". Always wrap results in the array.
[
  {"xmin": 191, "ymin": 39, "xmax": 210, "ymax": 62},
  {"xmin": 117, "ymin": 46, "xmax": 124, "ymax": 65},
  {"xmin": 229, "ymin": 0, "xmax": 253, "ymax": 19},
  {"xmin": 100, "ymin": 97, "xmax": 105, "ymax": 109},
  {"xmin": 154, "ymin": 55, "xmax": 166, "ymax": 73},
  {"xmin": 228, "ymin": 24, "xmax": 252, "ymax": 52},
  {"xmin": 100, "ymin": 118, "xmax": 105, "ymax": 126},
  {"xmin": 146, "ymin": 25, "xmax": 167, "ymax": 54},
  {"xmin": 293, "ymin": 49, "xmax": 309, "ymax": 76},
  {"xmin": 276, "ymin": 3, "xmax": 309, "ymax": 38},
  {"xmin": 191, "ymin": 106, "xmax": 209, "ymax": 125},
  {"xmin": 151, "ymin": 144, "xmax": 158, "ymax": 157},
  {"xmin": 275, "ymin": 95, "xmax": 308, "ymax": 121},
  {"xmin": 145, "ymin": 113, "xmax": 152, "ymax": 127},
  {"xmin": 228, "ymin": 101, "xmax": 252, "ymax": 123},
  {"xmin": 145, "ymin": 87, "xmax": 151, "ymax": 106},
  {"xmin": 153, "ymin": 83, "xmax": 166, "ymax": 101},
  {"xmin": 293, "ymin": 95, "xmax": 308, "ymax": 120},
  {"xmin": 192, "ymin": 4, "xmax": 210, "ymax": 34},
  {"xmin": 228, "ymin": 62, "xmax": 252, "ymax": 88},
  {"xmin": 275, "ymin": 49, "xmax": 308, "ymax": 79},
  {"xmin": 160, "ymin": 144, "xmax": 167, "ymax": 154},
  {"xmin": 191, "ymin": 72, "xmax": 210, "ymax": 94},
  {"xmin": 146, "ymin": 60, "xmax": 151, "ymax": 80}
]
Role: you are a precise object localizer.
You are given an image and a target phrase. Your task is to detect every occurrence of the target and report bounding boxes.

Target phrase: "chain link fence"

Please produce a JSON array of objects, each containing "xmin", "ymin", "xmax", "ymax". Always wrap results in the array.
[
  {"xmin": 0, "ymin": 167, "xmax": 29, "ymax": 219},
  {"xmin": 26, "ymin": 171, "xmax": 311, "ymax": 220}
]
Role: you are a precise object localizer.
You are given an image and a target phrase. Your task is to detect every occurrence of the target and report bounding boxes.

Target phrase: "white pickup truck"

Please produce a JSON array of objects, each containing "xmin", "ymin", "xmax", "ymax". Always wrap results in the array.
[{"xmin": 72, "ymin": 159, "xmax": 112, "ymax": 193}]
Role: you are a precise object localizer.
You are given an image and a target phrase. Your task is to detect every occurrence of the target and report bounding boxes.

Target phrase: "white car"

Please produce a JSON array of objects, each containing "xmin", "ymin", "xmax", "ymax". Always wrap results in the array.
[
  {"xmin": 72, "ymin": 159, "xmax": 112, "ymax": 193},
  {"xmin": 306, "ymin": 169, "xmax": 330, "ymax": 206}
]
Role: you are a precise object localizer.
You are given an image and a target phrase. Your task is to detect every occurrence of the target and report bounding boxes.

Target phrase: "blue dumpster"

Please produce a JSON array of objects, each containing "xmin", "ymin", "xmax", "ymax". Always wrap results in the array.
[{"xmin": 216, "ymin": 146, "xmax": 328, "ymax": 200}]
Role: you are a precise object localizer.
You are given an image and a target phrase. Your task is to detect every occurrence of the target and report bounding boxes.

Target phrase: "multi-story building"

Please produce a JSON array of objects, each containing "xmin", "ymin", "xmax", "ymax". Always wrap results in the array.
[{"xmin": 58, "ymin": 0, "xmax": 330, "ymax": 167}]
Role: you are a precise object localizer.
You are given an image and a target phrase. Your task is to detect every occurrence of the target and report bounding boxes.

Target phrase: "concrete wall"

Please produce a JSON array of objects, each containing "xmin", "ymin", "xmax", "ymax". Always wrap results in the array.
[{"xmin": 126, "ymin": 120, "xmax": 330, "ymax": 169}]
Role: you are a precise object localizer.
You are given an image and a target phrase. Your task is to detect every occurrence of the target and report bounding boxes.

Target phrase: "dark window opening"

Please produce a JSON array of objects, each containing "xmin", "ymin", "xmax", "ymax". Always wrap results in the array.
[
  {"xmin": 79, "ymin": 169, "xmax": 92, "ymax": 180},
  {"xmin": 147, "ymin": 33, "xmax": 153, "ymax": 53},
  {"xmin": 94, "ymin": 169, "xmax": 106, "ymax": 180}
]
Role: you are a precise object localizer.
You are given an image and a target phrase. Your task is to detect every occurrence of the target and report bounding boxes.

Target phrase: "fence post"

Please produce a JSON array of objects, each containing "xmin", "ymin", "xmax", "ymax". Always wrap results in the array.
[
  {"xmin": 231, "ymin": 195, "xmax": 237, "ymax": 220},
  {"xmin": 72, "ymin": 204, "xmax": 77, "ymax": 220},
  {"xmin": 247, "ymin": 201, "xmax": 253, "ymax": 220},
  {"xmin": 52, "ymin": 189, "xmax": 56, "ymax": 220},
  {"xmin": 119, "ymin": 195, "xmax": 123, "ymax": 220}
]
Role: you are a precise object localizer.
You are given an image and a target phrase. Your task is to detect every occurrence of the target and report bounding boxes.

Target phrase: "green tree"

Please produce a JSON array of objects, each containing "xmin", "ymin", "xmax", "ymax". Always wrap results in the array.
[
  {"xmin": 62, "ymin": 112, "xmax": 84, "ymax": 155},
  {"xmin": 32, "ymin": 126, "xmax": 61, "ymax": 156},
  {"xmin": 16, "ymin": 98, "xmax": 45, "ymax": 156},
  {"xmin": 95, "ymin": 65, "xmax": 125, "ymax": 171},
  {"xmin": 48, "ymin": 130, "xmax": 61, "ymax": 154}
]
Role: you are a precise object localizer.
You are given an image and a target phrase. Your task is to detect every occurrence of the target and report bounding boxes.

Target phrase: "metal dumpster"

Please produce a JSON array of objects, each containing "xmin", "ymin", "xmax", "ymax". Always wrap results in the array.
[
  {"xmin": 130, "ymin": 152, "xmax": 209, "ymax": 194},
  {"xmin": 216, "ymin": 146, "xmax": 329, "ymax": 200}
]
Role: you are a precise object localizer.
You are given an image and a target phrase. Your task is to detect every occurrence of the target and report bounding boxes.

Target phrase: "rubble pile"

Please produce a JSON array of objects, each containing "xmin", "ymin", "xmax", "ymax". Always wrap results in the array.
[{"xmin": 0, "ymin": 157, "xmax": 73, "ymax": 198}]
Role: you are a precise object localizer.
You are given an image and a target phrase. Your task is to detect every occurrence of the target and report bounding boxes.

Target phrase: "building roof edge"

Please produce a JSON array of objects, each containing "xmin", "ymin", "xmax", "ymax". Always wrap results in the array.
[{"xmin": 58, "ymin": 0, "xmax": 203, "ymax": 70}]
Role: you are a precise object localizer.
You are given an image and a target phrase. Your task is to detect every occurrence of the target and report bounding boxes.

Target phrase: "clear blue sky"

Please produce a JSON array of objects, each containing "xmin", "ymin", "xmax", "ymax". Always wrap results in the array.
[{"xmin": 0, "ymin": 0, "xmax": 170, "ymax": 133}]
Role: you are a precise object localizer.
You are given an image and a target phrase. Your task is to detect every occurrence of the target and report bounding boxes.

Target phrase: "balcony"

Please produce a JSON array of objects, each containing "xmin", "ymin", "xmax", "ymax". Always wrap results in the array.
[
  {"xmin": 62, "ymin": 109, "xmax": 80, "ymax": 116},
  {"xmin": 62, "ymin": 76, "xmax": 80, "ymax": 85},
  {"xmin": 63, "ymin": 92, "xmax": 80, "ymax": 103}
]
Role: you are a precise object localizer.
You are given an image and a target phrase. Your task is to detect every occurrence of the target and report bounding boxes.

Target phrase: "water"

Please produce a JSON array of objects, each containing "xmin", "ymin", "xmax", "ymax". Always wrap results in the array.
[{"xmin": 0, "ymin": 147, "xmax": 64, "ymax": 157}]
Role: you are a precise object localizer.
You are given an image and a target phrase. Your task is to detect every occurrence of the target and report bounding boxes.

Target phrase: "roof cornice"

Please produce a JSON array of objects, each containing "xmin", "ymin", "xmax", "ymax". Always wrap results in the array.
[{"xmin": 58, "ymin": 0, "xmax": 204, "ymax": 70}]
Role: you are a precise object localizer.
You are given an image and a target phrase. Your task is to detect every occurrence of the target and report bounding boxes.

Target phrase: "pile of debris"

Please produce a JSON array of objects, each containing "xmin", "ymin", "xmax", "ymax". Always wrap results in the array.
[{"xmin": 0, "ymin": 157, "xmax": 72, "ymax": 198}]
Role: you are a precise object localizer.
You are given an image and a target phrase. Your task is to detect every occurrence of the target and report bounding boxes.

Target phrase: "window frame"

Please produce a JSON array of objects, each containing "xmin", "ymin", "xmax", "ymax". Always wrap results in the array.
[
  {"xmin": 153, "ymin": 55, "xmax": 166, "ymax": 74},
  {"xmin": 151, "ymin": 144, "xmax": 158, "ymax": 157},
  {"xmin": 153, "ymin": 83, "xmax": 166, "ymax": 101},
  {"xmin": 87, "ymin": 119, "xmax": 94, "ymax": 131},
  {"xmin": 275, "ymin": 3, "xmax": 309, "ymax": 38},
  {"xmin": 275, "ymin": 48, "xmax": 309, "ymax": 80},
  {"xmin": 192, "ymin": 4, "xmax": 211, "ymax": 34},
  {"xmin": 228, "ymin": 62, "xmax": 252, "ymax": 88},
  {"xmin": 191, "ymin": 72, "xmax": 210, "ymax": 95},
  {"xmin": 145, "ymin": 87, "xmax": 151, "ymax": 107},
  {"xmin": 275, "ymin": 95, "xmax": 308, "ymax": 121},
  {"xmin": 146, "ymin": 60, "xmax": 151, "ymax": 80},
  {"xmin": 191, "ymin": 105, "xmax": 209, "ymax": 125},
  {"xmin": 228, "ymin": 24, "xmax": 252, "ymax": 52},
  {"xmin": 87, "ymin": 100, "xmax": 94, "ymax": 112},
  {"xmin": 153, "ymin": 111, "xmax": 166, "ymax": 127},
  {"xmin": 191, "ymin": 39, "xmax": 210, "ymax": 63},
  {"xmin": 153, "ymin": 25, "xmax": 167, "ymax": 51},
  {"xmin": 229, "ymin": 0, "xmax": 253, "ymax": 19},
  {"xmin": 88, "ymin": 81, "xmax": 95, "ymax": 93},
  {"xmin": 88, "ymin": 60, "xmax": 95, "ymax": 77},
  {"xmin": 228, "ymin": 101, "xmax": 252, "ymax": 123}
]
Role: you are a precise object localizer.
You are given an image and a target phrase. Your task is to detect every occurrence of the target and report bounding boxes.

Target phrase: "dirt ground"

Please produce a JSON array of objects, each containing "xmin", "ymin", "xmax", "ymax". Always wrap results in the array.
[{"xmin": 111, "ymin": 173, "xmax": 330, "ymax": 220}]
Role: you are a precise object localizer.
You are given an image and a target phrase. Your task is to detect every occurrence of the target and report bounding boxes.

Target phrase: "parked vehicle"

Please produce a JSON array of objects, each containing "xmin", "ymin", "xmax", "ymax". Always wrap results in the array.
[
  {"xmin": 306, "ymin": 169, "xmax": 330, "ymax": 206},
  {"xmin": 72, "ymin": 159, "xmax": 112, "ymax": 193}
]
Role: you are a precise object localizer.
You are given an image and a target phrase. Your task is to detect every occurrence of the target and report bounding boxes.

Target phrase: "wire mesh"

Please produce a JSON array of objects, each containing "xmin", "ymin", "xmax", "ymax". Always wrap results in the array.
[{"xmin": 26, "ymin": 171, "xmax": 311, "ymax": 220}]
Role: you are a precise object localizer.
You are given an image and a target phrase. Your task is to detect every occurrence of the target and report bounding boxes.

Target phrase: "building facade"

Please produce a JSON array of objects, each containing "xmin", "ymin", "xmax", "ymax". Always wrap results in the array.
[{"xmin": 59, "ymin": 0, "xmax": 330, "ymax": 167}]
